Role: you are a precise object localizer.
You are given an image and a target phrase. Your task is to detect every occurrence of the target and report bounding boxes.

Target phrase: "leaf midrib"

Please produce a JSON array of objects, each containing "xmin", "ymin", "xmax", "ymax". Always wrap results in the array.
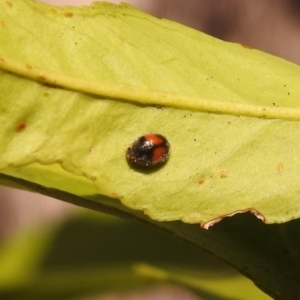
[{"xmin": 1, "ymin": 55, "xmax": 300, "ymax": 121}]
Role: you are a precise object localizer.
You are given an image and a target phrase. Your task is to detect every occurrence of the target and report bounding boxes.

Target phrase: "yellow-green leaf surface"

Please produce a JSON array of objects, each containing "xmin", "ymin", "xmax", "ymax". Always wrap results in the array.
[{"xmin": 1, "ymin": 0, "xmax": 300, "ymax": 227}]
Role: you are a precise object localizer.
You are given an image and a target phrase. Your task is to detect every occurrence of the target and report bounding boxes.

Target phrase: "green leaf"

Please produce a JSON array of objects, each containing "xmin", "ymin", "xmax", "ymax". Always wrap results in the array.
[
  {"xmin": 134, "ymin": 263, "xmax": 272, "ymax": 300},
  {"xmin": 0, "ymin": 223, "xmax": 56, "ymax": 289},
  {"xmin": 0, "ymin": 212, "xmax": 270, "ymax": 300},
  {"xmin": 1, "ymin": 1, "xmax": 300, "ymax": 298},
  {"xmin": 1, "ymin": 174, "xmax": 300, "ymax": 299},
  {"xmin": 1, "ymin": 0, "xmax": 300, "ymax": 226}
]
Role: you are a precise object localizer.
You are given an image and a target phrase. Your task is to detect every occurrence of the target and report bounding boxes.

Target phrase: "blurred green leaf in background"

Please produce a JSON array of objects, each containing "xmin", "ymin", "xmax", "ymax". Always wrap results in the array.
[{"xmin": 0, "ymin": 209, "xmax": 272, "ymax": 300}]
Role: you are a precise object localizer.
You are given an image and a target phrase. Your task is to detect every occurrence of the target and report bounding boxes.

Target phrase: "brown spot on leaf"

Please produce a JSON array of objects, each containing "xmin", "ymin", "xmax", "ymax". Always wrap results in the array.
[
  {"xmin": 202, "ymin": 208, "xmax": 265, "ymax": 229},
  {"xmin": 111, "ymin": 192, "xmax": 119, "ymax": 198},
  {"xmin": 16, "ymin": 123, "xmax": 26, "ymax": 132},
  {"xmin": 50, "ymin": 8, "xmax": 57, "ymax": 13},
  {"xmin": 198, "ymin": 179, "xmax": 205, "ymax": 185},
  {"xmin": 0, "ymin": 57, "xmax": 5, "ymax": 62},
  {"xmin": 1, "ymin": 20, "xmax": 5, "ymax": 27},
  {"xmin": 37, "ymin": 75, "xmax": 57, "ymax": 88},
  {"xmin": 43, "ymin": 82, "xmax": 57, "ymax": 88},
  {"xmin": 65, "ymin": 12, "xmax": 73, "ymax": 18},
  {"xmin": 217, "ymin": 169, "xmax": 228, "ymax": 178},
  {"xmin": 277, "ymin": 163, "xmax": 284, "ymax": 173},
  {"xmin": 6, "ymin": 1, "xmax": 12, "ymax": 7},
  {"xmin": 26, "ymin": 64, "xmax": 32, "ymax": 69},
  {"xmin": 151, "ymin": 104, "xmax": 164, "ymax": 109}
]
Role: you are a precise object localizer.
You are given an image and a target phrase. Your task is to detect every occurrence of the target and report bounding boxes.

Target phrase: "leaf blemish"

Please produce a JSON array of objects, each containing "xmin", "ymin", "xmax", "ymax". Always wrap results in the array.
[
  {"xmin": 16, "ymin": 123, "xmax": 26, "ymax": 132},
  {"xmin": 217, "ymin": 169, "xmax": 228, "ymax": 178},
  {"xmin": 198, "ymin": 179, "xmax": 205, "ymax": 185},
  {"xmin": 65, "ymin": 13, "xmax": 73, "ymax": 18},
  {"xmin": 6, "ymin": 1, "xmax": 12, "ymax": 7},
  {"xmin": 277, "ymin": 163, "xmax": 284, "ymax": 173},
  {"xmin": 37, "ymin": 75, "xmax": 56, "ymax": 88},
  {"xmin": 1, "ymin": 20, "xmax": 5, "ymax": 27},
  {"xmin": 202, "ymin": 208, "xmax": 265, "ymax": 229},
  {"xmin": 44, "ymin": 82, "xmax": 57, "ymax": 88}
]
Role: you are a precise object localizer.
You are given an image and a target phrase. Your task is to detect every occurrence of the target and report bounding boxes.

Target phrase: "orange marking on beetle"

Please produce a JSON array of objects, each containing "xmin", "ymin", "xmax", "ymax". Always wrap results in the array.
[
  {"xmin": 126, "ymin": 134, "xmax": 169, "ymax": 168},
  {"xmin": 6, "ymin": 1, "xmax": 12, "ymax": 7},
  {"xmin": 16, "ymin": 123, "xmax": 26, "ymax": 132},
  {"xmin": 111, "ymin": 192, "xmax": 119, "ymax": 198},
  {"xmin": 65, "ymin": 12, "xmax": 73, "ymax": 18},
  {"xmin": 144, "ymin": 134, "xmax": 164, "ymax": 146},
  {"xmin": 152, "ymin": 147, "xmax": 166, "ymax": 163}
]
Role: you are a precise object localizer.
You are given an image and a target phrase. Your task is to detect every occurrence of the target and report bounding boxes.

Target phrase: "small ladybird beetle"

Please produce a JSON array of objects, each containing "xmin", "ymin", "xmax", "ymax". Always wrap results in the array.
[{"xmin": 126, "ymin": 134, "xmax": 170, "ymax": 168}]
